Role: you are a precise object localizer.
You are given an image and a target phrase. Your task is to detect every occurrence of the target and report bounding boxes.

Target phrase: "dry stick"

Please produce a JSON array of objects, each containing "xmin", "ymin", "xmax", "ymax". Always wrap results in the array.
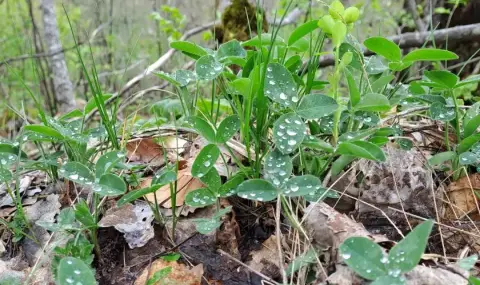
[
  {"xmin": 217, "ymin": 249, "xmax": 281, "ymax": 285},
  {"xmin": 276, "ymin": 196, "xmax": 288, "ymax": 284}
]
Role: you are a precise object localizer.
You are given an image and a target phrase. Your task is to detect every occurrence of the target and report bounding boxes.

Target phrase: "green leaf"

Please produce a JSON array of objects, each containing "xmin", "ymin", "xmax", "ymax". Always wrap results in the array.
[
  {"xmin": 339, "ymin": 43, "xmax": 363, "ymax": 70},
  {"xmin": 288, "ymin": 38, "xmax": 309, "ymax": 52},
  {"xmin": 84, "ymin": 94, "xmax": 112, "ymax": 114},
  {"xmin": 365, "ymin": 55, "xmax": 388, "ymax": 74},
  {"xmin": 285, "ymin": 55, "xmax": 303, "ymax": 72},
  {"xmin": 283, "ymin": 175, "xmax": 322, "ymax": 197},
  {"xmin": 0, "ymin": 168, "xmax": 12, "ymax": 182},
  {"xmin": 152, "ymin": 169, "xmax": 177, "ymax": 186},
  {"xmin": 469, "ymin": 277, "xmax": 480, "ymax": 285},
  {"xmin": 424, "ymin": 70, "xmax": 458, "ymax": 89},
  {"xmin": 265, "ymin": 63, "xmax": 298, "ymax": 108},
  {"xmin": 217, "ymin": 173, "xmax": 245, "ymax": 197},
  {"xmin": 403, "ymin": 48, "xmax": 458, "ymax": 62},
  {"xmin": 242, "ymin": 33, "xmax": 285, "ymax": 47},
  {"xmin": 339, "ymin": 237, "xmax": 387, "ymax": 280},
  {"xmin": 388, "ymin": 61, "xmax": 413, "ymax": 71},
  {"xmin": 455, "ymin": 74, "xmax": 480, "ymax": 89},
  {"xmin": 59, "ymin": 162, "xmax": 95, "ymax": 185},
  {"xmin": 57, "ymin": 257, "xmax": 95, "ymax": 285},
  {"xmin": 458, "ymin": 133, "xmax": 480, "ymax": 154},
  {"xmin": 0, "ymin": 143, "xmax": 26, "ymax": 158},
  {"xmin": 230, "ymin": 78, "xmax": 251, "ymax": 97},
  {"xmin": 95, "ymin": 151, "xmax": 125, "ymax": 178},
  {"xmin": 236, "ymin": 179, "xmax": 278, "ymax": 202},
  {"xmin": 286, "ymin": 249, "xmax": 317, "ymax": 276},
  {"xmin": 160, "ymin": 253, "xmax": 181, "ymax": 262},
  {"xmin": 387, "ymin": 220, "xmax": 433, "ymax": 273},
  {"xmin": 74, "ymin": 200, "xmax": 96, "ymax": 228},
  {"xmin": 146, "ymin": 267, "xmax": 172, "ymax": 285},
  {"xmin": 429, "ymin": 102, "xmax": 455, "ymax": 122},
  {"xmin": 155, "ymin": 70, "xmax": 196, "ymax": 87},
  {"xmin": 185, "ymin": 188, "xmax": 217, "ymax": 207},
  {"xmin": 354, "ymin": 111, "xmax": 380, "ymax": 127},
  {"xmin": 297, "ymin": 94, "xmax": 338, "ymax": 119},
  {"xmin": 304, "ymin": 186, "xmax": 339, "ymax": 202},
  {"xmin": 364, "ymin": 36, "xmax": 402, "ymax": 62},
  {"xmin": 195, "ymin": 55, "xmax": 223, "ymax": 80},
  {"xmin": 216, "ymin": 115, "xmax": 240, "ymax": 143},
  {"xmin": 355, "ymin": 93, "xmax": 390, "ymax": 112},
  {"xmin": 200, "ymin": 167, "xmax": 221, "ymax": 191},
  {"xmin": 272, "ymin": 113, "xmax": 306, "ymax": 154},
  {"xmin": 23, "ymin": 125, "xmax": 64, "ymax": 140},
  {"xmin": 336, "ymin": 141, "xmax": 386, "ymax": 161},
  {"xmin": 459, "ymin": 152, "xmax": 478, "ymax": 165},
  {"xmin": 456, "ymin": 255, "xmax": 477, "ymax": 271},
  {"xmin": 370, "ymin": 75, "xmax": 395, "ymax": 93},
  {"xmin": 191, "ymin": 144, "xmax": 220, "ymax": 178},
  {"xmin": 302, "ymin": 135, "xmax": 334, "ymax": 153},
  {"xmin": 288, "ymin": 20, "xmax": 319, "ymax": 46},
  {"xmin": 0, "ymin": 153, "xmax": 17, "ymax": 167},
  {"xmin": 396, "ymin": 138, "xmax": 413, "ymax": 150},
  {"xmin": 216, "ymin": 40, "xmax": 246, "ymax": 61},
  {"xmin": 170, "ymin": 41, "xmax": 207, "ymax": 58},
  {"xmin": 193, "ymin": 217, "xmax": 222, "ymax": 234},
  {"xmin": 371, "ymin": 276, "xmax": 405, "ymax": 285},
  {"xmin": 332, "ymin": 21, "xmax": 347, "ymax": 47},
  {"xmin": 331, "ymin": 155, "xmax": 355, "ymax": 176},
  {"xmin": 345, "ymin": 69, "xmax": 360, "ymax": 106},
  {"xmin": 464, "ymin": 114, "xmax": 480, "ymax": 138},
  {"xmin": 93, "ymin": 174, "xmax": 127, "ymax": 197},
  {"xmin": 117, "ymin": 186, "xmax": 157, "ymax": 206},
  {"xmin": 187, "ymin": 116, "xmax": 216, "ymax": 143},
  {"xmin": 264, "ymin": 149, "xmax": 292, "ymax": 188},
  {"xmin": 428, "ymin": 151, "xmax": 456, "ymax": 166}
]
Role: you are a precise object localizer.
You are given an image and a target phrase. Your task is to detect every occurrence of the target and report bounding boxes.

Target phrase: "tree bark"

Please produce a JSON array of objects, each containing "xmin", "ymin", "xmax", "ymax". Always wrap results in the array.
[{"xmin": 41, "ymin": 0, "xmax": 76, "ymax": 113}]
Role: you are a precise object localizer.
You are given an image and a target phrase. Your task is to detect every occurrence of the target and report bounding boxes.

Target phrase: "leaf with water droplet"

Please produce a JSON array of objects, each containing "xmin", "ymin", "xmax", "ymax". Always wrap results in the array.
[
  {"xmin": 23, "ymin": 125, "xmax": 64, "ymax": 141},
  {"xmin": 354, "ymin": 111, "xmax": 380, "ymax": 126},
  {"xmin": 170, "ymin": 41, "xmax": 208, "ymax": 59},
  {"xmin": 264, "ymin": 149, "xmax": 293, "ymax": 188},
  {"xmin": 95, "ymin": 151, "xmax": 125, "ymax": 178},
  {"xmin": 216, "ymin": 40, "xmax": 246, "ymax": 61},
  {"xmin": 200, "ymin": 167, "xmax": 221, "ymax": 191},
  {"xmin": 296, "ymin": 94, "xmax": 338, "ymax": 119},
  {"xmin": 236, "ymin": 179, "xmax": 278, "ymax": 202},
  {"xmin": 93, "ymin": 174, "xmax": 127, "ymax": 197},
  {"xmin": 286, "ymin": 248, "xmax": 317, "ymax": 276},
  {"xmin": 339, "ymin": 237, "xmax": 387, "ymax": 280},
  {"xmin": 216, "ymin": 115, "xmax": 240, "ymax": 144},
  {"xmin": 336, "ymin": 141, "xmax": 386, "ymax": 162},
  {"xmin": 429, "ymin": 102, "xmax": 455, "ymax": 122},
  {"xmin": 193, "ymin": 216, "xmax": 222, "ymax": 234},
  {"xmin": 456, "ymin": 254, "xmax": 478, "ymax": 271},
  {"xmin": 370, "ymin": 275, "xmax": 405, "ymax": 285},
  {"xmin": 424, "ymin": 70, "xmax": 458, "ymax": 89},
  {"xmin": 152, "ymin": 169, "xmax": 177, "ymax": 186},
  {"xmin": 0, "ymin": 168, "xmax": 12, "ymax": 182},
  {"xmin": 302, "ymin": 136, "xmax": 334, "ymax": 153},
  {"xmin": 283, "ymin": 175, "xmax": 322, "ymax": 197},
  {"xmin": 0, "ymin": 153, "xmax": 17, "ymax": 167},
  {"xmin": 187, "ymin": 116, "xmax": 216, "ymax": 143},
  {"xmin": 459, "ymin": 152, "xmax": 478, "ymax": 165},
  {"xmin": 57, "ymin": 256, "xmax": 95, "ymax": 285},
  {"xmin": 264, "ymin": 63, "xmax": 298, "ymax": 108},
  {"xmin": 60, "ymin": 162, "xmax": 95, "ymax": 185},
  {"xmin": 386, "ymin": 220, "xmax": 433, "ymax": 274},
  {"xmin": 195, "ymin": 55, "xmax": 223, "ymax": 80},
  {"xmin": 304, "ymin": 186, "xmax": 339, "ymax": 202},
  {"xmin": 273, "ymin": 113, "xmax": 306, "ymax": 154},
  {"xmin": 191, "ymin": 144, "xmax": 220, "ymax": 178},
  {"xmin": 217, "ymin": 172, "xmax": 245, "ymax": 197},
  {"xmin": 185, "ymin": 188, "xmax": 217, "ymax": 207},
  {"xmin": 355, "ymin": 93, "xmax": 391, "ymax": 112}
]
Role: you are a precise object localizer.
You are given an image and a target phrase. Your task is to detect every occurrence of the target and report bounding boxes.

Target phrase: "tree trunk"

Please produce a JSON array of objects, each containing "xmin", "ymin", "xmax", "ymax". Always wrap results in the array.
[{"xmin": 41, "ymin": 0, "xmax": 76, "ymax": 113}]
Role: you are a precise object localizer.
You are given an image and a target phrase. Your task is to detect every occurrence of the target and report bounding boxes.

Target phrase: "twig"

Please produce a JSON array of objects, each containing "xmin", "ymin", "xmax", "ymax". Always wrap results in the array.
[
  {"xmin": 406, "ymin": 0, "xmax": 426, "ymax": 31},
  {"xmin": 275, "ymin": 196, "xmax": 287, "ymax": 284}
]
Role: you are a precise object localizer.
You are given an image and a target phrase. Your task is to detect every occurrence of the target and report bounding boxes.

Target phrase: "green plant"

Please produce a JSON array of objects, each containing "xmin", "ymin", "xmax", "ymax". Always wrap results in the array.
[
  {"xmin": 56, "ymin": 256, "xmax": 96, "ymax": 285},
  {"xmin": 339, "ymin": 220, "xmax": 434, "ymax": 284}
]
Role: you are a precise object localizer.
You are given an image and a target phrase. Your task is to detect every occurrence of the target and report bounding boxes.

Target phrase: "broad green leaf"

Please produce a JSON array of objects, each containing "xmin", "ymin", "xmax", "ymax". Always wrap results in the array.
[
  {"xmin": 60, "ymin": 109, "xmax": 83, "ymax": 120},
  {"xmin": 458, "ymin": 133, "xmax": 480, "ymax": 154},
  {"xmin": 331, "ymin": 155, "xmax": 355, "ymax": 176},
  {"xmin": 345, "ymin": 69, "xmax": 360, "ymax": 106},
  {"xmin": 264, "ymin": 149, "xmax": 293, "ymax": 188},
  {"xmin": 265, "ymin": 63, "xmax": 298, "ymax": 108},
  {"xmin": 297, "ymin": 94, "xmax": 338, "ymax": 119},
  {"xmin": 170, "ymin": 41, "xmax": 207, "ymax": 58},
  {"xmin": 216, "ymin": 40, "xmax": 246, "ymax": 60},
  {"xmin": 459, "ymin": 152, "xmax": 478, "ymax": 165},
  {"xmin": 464, "ymin": 114, "xmax": 480, "ymax": 137},
  {"xmin": 396, "ymin": 138, "xmax": 413, "ymax": 150},
  {"xmin": 185, "ymin": 188, "xmax": 217, "ymax": 207},
  {"xmin": 93, "ymin": 174, "xmax": 127, "ymax": 197},
  {"xmin": 272, "ymin": 113, "xmax": 306, "ymax": 154},
  {"xmin": 155, "ymin": 70, "xmax": 196, "ymax": 87},
  {"xmin": 95, "ymin": 151, "xmax": 125, "ymax": 178},
  {"xmin": 370, "ymin": 75, "xmax": 395, "ymax": 93},
  {"xmin": 414, "ymin": 95, "xmax": 446, "ymax": 104},
  {"xmin": 74, "ymin": 200, "xmax": 96, "ymax": 228},
  {"xmin": 216, "ymin": 115, "xmax": 240, "ymax": 143},
  {"xmin": 428, "ymin": 151, "xmax": 456, "ymax": 166},
  {"xmin": 302, "ymin": 135, "xmax": 334, "ymax": 153},
  {"xmin": 339, "ymin": 43, "xmax": 363, "ymax": 70},
  {"xmin": 456, "ymin": 254, "xmax": 478, "ymax": 271},
  {"xmin": 364, "ymin": 37, "xmax": 402, "ymax": 62},
  {"xmin": 283, "ymin": 175, "xmax": 322, "ymax": 197},
  {"xmin": 200, "ymin": 167, "xmax": 221, "ymax": 191},
  {"xmin": 455, "ymin": 74, "xmax": 480, "ymax": 89},
  {"xmin": 286, "ymin": 249, "xmax": 316, "ymax": 276},
  {"xmin": 117, "ymin": 186, "xmax": 157, "ymax": 206},
  {"xmin": 0, "ymin": 168, "xmax": 12, "ymax": 182},
  {"xmin": 152, "ymin": 169, "xmax": 177, "ymax": 186},
  {"xmin": 242, "ymin": 33, "xmax": 285, "ymax": 47},
  {"xmin": 336, "ymin": 141, "xmax": 386, "ymax": 161},
  {"xmin": 23, "ymin": 125, "xmax": 64, "ymax": 140},
  {"xmin": 369, "ymin": 136, "xmax": 389, "ymax": 146},
  {"xmin": 154, "ymin": 71, "xmax": 181, "ymax": 86},
  {"xmin": 387, "ymin": 220, "xmax": 433, "ymax": 273},
  {"xmin": 354, "ymin": 111, "xmax": 379, "ymax": 126},
  {"xmin": 403, "ymin": 48, "xmax": 458, "ymax": 62},
  {"xmin": 339, "ymin": 128, "xmax": 377, "ymax": 142},
  {"xmin": 429, "ymin": 102, "xmax": 455, "ymax": 122},
  {"xmin": 388, "ymin": 61, "xmax": 413, "ymax": 71},
  {"xmin": 304, "ymin": 186, "xmax": 339, "ymax": 202},
  {"xmin": 217, "ymin": 173, "xmax": 245, "ymax": 197},
  {"xmin": 332, "ymin": 21, "xmax": 347, "ymax": 47},
  {"xmin": 0, "ymin": 143, "xmax": 27, "ymax": 158},
  {"xmin": 288, "ymin": 38, "xmax": 309, "ymax": 52},
  {"xmin": 236, "ymin": 179, "xmax": 278, "ymax": 202},
  {"xmin": 187, "ymin": 116, "xmax": 216, "ymax": 143},
  {"xmin": 424, "ymin": 70, "xmax": 458, "ymax": 89},
  {"xmin": 57, "ymin": 257, "xmax": 95, "ymax": 285},
  {"xmin": 84, "ymin": 94, "xmax": 112, "ymax": 114},
  {"xmin": 193, "ymin": 217, "xmax": 222, "ymax": 234},
  {"xmin": 365, "ymin": 55, "xmax": 388, "ymax": 74},
  {"xmin": 59, "ymin": 162, "xmax": 95, "ymax": 185},
  {"xmin": 195, "ymin": 55, "xmax": 223, "ymax": 80},
  {"xmin": 285, "ymin": 55, "xmax": 303, "ymax": 72},
  {"xmin": 339, "ymin": 237, "xmax": 387, "ymax": 280},
  {"xmin": 230, "ymin": 78, "xmax": 251, "ymax": 97},
  {"xmin": 470, "ymin": 277, "xmax": 480, "ymax": 285},
  {"xmin": 0, "ymin": 153, "xmax": 17, "ymax": 167},
  {"xmin": 355, "ymin": 93, "xmax": 390, "ymax": 112},
  {"xmin": 191, "ymin": 144, "xmax": 220, "ymax": 178},
  {"xmin": 288, "ymin": 20, "xmax": 319, "ymax": 46}
]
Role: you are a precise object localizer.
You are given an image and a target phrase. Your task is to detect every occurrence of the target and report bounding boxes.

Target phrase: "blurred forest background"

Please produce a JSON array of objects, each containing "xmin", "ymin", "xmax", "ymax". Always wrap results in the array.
[{"xmin": 1, "ymin": 0, "xmax": 479, "ymax": 135}]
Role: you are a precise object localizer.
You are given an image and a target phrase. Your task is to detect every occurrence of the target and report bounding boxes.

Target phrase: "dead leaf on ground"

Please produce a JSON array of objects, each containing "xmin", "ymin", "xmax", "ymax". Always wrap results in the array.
[
  {"xmin": 444, "ymin": 173, "xmax": 480, "ymax": 220},
  {"xmin": 246, "ymin": 235, "xmax": 282, "ymax": 280},
  {"xmin": 126, "ymin": 138, "xmax": 165, "ymax": 166},
  {"xmin": 134, "ymin": 259, "xmax": 203, "ymax": 285}
]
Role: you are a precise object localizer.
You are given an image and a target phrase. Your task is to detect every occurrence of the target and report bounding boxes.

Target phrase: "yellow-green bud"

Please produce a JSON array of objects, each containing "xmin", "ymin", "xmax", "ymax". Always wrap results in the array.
[
  {"xmin": 329, "ymin": 0, "xmax": 345, "ymax": 20},
  {"xmin": 342, "ymin": 51, "xmax": 353, "ymax": 65},
  {"xmin": 344, "ymin": 7, "xmax": 360, "ymax": 24},
  {"xmin": 318, "ymin": 15, "xmax": 336, "ymax": 34}
]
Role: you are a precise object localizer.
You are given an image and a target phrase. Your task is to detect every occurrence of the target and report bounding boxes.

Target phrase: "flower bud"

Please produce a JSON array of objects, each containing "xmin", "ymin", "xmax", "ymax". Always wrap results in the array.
[
  {"xmin": 344, "ymin": 7, "xmax": 360, "ymax": 24},
  {"xmin": 318, "ymin": 15, "xmax": 335, "ymax": 34},
  {"xmin": 342, "ymin": 51, "xmax": 353, "ymax": 65},
  {"xmin": 329, "ymin": 0, "xmax": 345, "ymax": 20}
]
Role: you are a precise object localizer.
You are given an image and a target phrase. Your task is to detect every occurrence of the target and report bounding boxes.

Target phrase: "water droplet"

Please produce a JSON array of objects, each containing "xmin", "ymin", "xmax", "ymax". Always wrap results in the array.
[
  {"xmin": 294, "ymin": 120, "xmax": 301, "ymax": 125},
  {"xmin": 249, "ymin": 193, "xmax": 256, "ymax": 197},
  {"xmin": 0, "ymin": 159, "xmax": 6, "ymax": 165},
  {"xmin": 288, "ymin": 140, "xmax": 297, "ymax": 146},
  {"xmin": 66, "ymin": 278, "xmax": 74, "ymax": 284},
  {"xmin": 269, "ymin": 80, "xmax": 275, "ymax": 85},
  {"xmin": 366, "ymin": 269, "xmax": 372, "ymax": 273},
  {"xmin": 290, "ymin": 185, "xmax": 299, "ymax": 192},
  {"xmin": 69, "ymin": 174, "xmax": 79, "ymax": 180},
  {"xmin": 279, "ymin": 170, "xmax": 287, "ymax": 176},
  {"xmin": 277, "ymin": 131, "xmax": 284, "ymax": 136},
  {"xmin": 380, "ymin": 256, "xmax": 389, "ymax": 264},
  {"xmin": 279, "ymin": 92, "xmax": 287, "ymax": 100},
  {"xmin": 342, "ymin": 252, "xmax": 351, "ymax": 260},
  {"xmin": 67, "ymin": 260, "xmax": 73, "ymax": 265},
  {"xmin": 74, "ymin": 270, "xmax": 81, "ymax": 275},
  {"xmin": 203, "ymin": 161, "xmax": 211, "ymax": 167},
  {"xmin": 198, "ymin": 173, "xmax": 204, "ymax": 178},
  {"xmin": 279, "ymin": 124, "xmax": 286, "ymax": 129},
  {"xmin": 287, "ymin": 130, "xmax": 297, "ymax": 136},
  {"xmin": 292, "ymin": 96, "xmax": 299, "ymax": 103}
]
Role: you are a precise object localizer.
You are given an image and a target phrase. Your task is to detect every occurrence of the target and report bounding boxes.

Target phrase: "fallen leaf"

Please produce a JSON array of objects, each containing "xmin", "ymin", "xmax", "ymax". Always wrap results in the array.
[
  {"xmin": 444, "ymin": 173, "xmax": 480, "ymax": 220},
  {"xmin": 134, "ymin": 259, "xmax": 203, "ymax": 285},
  {"xmin": 246, "ymin": 235, "xmax": 282, "ymax": 280},
  {"xmin": 126, "ymin": 138, "xmax": 165, "ymax": 166}
]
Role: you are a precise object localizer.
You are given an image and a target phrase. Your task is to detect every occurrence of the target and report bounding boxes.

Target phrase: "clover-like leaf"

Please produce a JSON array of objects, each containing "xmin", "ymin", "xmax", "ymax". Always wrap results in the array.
[
  {"xmin": 337, "ymin": 141, "xmax": 386, "ymax": 162},
  {"xmin": 216, "ymin": 115, "xmax": 240, "ymax": 144},
  {"xmin": 57, "ymin": 257, "xmax": 95, "ymax": 285},
  {"xmin": 339, "ymin": 237, "xmax": 387, "ymax": 280},
  {"xmin": 59, "ymin": 162, "xmax": 95, "ymax": 185},
  {"xmin": 95, "ymin": 151, "xmax": 125, "ymax": 178},
  {"xmin": 216, "ymin": 40, "xmax": 246, "ymax": 61},
  {"xmin": 273, "ymin": 113, "xmax": 306, "ymax": 154},
  {"xmin": 0, "ymin": 153, "xmax": 17, "ymax": 167},
  {"xmin": 403, "ymin": 48, "xmax": 458, "ymax": 62},
  {"xmin": 152, "ymin": 169, "xmax": 177, "ymax": 186},
  {"xmin": 92, "ymin": 174, "xmax": 127, "ymax": 197},
  {"xmin": 236, "ymin": 179, "xmax": 278, "ymax": 202},
  {"xmin": 424, "ymin": 70, "xmax": 458, "ymax": 89},
  {"xmin": 24, "ymin": 125, "xmax": 64, "ymax": 141},
  {"xmin": 185, "ymin": 188, "xmax": 217, "ymax": 207},
  {"xmin": 195, "ymin": 55, "xmax": 223, "ymax": 80},
  {"xmin": 170, "ymin": 41, "xmax": 207, "ymax": 58},
  {"xmin": 193, "ymin": 217, "xmax": 222, "ymax": 234},
  {"xmin": 364, "ymin": 36, "xmax": 402, "ymax": 62},
  {"xmin": 286, "ymin": 249, "xmax": 317, "ymax": 276},
  {"xmin": 459, "ymin": 152, "xmax": 478, "ymax": 165},
  {"xmin": 355, "ymin": 111, "xmax": 379, "ymax": 126},
  {"xmin": 217, "ymin": 173, "xmax": 245, "ymax": 197},
  {"xmin": 187, "ymin": 116, "xmax": 216, "ymax": 143},
  {"xmin": 191, "ymin": 144, "xmax": 220, "ymax": 178},
  {"xmin": 355, "ymin": 93, "xmax": 390, "ymax": 112},
  {"xmin": 297, "ymin": 94, "xmax": 338, "ymax": 119},
  {"xmin": 304, "ymin": 186, "xmax": 339, "ymax": 202},
  {"xmin": 200, "ymin": 167, "xmax": 221, "ymax": 191},
  {"xmin": 283, "ymin": 175, "xmax": 322, "ymax": 197},
  {"xmin": 302, "ymin": 135, "xmax": 334, "ymax": 153},
  {"xmin": 264, "ymin": 149, "xmax": 293, "ymax": 188},
  {"xmin": 265, "ymin": 63, "xmax": 298, "ymax": 108},
  {"xmin": 428, "ymin": 151, "xmax": 456, "ymax": 166},
  {"xmin": 0, "ymin": 168, "xmax": 12, "ymax": 182}
]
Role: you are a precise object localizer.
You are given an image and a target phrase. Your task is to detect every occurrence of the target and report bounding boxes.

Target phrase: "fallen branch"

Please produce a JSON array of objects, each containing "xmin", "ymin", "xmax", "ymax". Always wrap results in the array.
[{"xmin": 318, "ymin": 23, "xmax": 480, "ymax": 67}]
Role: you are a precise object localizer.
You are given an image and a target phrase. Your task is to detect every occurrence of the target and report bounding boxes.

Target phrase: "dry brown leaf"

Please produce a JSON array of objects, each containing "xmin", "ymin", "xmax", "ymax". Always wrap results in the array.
[
  {"xmin": 246, "ymin": 235, "xmax": 282, "ymax": 280},
  {"xmin": 444, "ymin": 173, "xmax": 480, "ymax": 220},
  {"xmin": 126, "ymin": 138, "xmax": 165, "ymax": 166},
  {"xmin": 134, "ymin": 259, "xmax": 203, "ymax": 285}
]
